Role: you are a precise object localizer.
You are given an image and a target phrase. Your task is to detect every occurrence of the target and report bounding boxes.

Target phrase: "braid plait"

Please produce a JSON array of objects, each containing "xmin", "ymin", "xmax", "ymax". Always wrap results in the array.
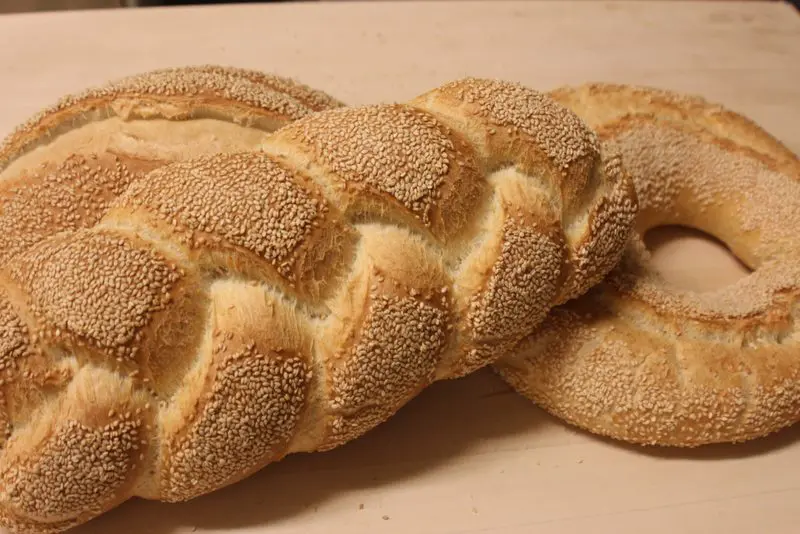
[{"xmin": 0, "ymin": 75, "xmax": 637, "ymax": 533}]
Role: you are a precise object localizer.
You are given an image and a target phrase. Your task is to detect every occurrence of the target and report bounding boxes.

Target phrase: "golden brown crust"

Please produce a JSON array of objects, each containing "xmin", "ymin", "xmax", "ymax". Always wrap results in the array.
[
  {"xmin": 109, "ymin": 152, "xmax": 347, "ymax": 302},
  {"xmin": 494, "ymin": 82, "xmax": 800, "ymax": 447},
  {"xmin": 0, "ymin": 367, "xmax": 151, "ymax": 529},
  {"xmin": 163, "ymin": 345, "xmax": 310, "ymax": 502},
  {"xmin": 0, "ymin": 291, "xmax": 29, "ymax": 379},
  {"xmin": 0, "ymin": 65, "xmax": 345, "ymax": 534},
  {"xmin": 0, "ymin": 154, "xmax": 140, "ymax": 265},
  {"xmin": 0, "ymin": 65, "xmax": 345, "ymax": 169},
  {"xmin": 7, "ymin": 230, "xmax": 183, "ymax": 363},
  {"xmin": 548, "ymin": 82, "xmax": 800, "ymax": 176},
  {"xmin": 323, "ymin": 292, "xmax": 448, "ymax": 449},
  {"xmin": 0, "ymin": 65, "xmax": 346, "ymax": 269},
  {"xmin": 0, "ymin": 77, "xmax": 636, "ymax": 532},
  {"xmin": 180, "ymin": 65, "xmax": 346, "ymax": 113},
  {"xmin": 267, "ymin": 103, "xmax": 487, "ymax": 243},
  {"xmin": 406, "ymin": 78, "xmax": 638, "ymax": 377}
]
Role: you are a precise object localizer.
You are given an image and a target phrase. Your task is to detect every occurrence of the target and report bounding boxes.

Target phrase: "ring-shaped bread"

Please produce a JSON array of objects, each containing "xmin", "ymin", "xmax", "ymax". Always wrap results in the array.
[{"xmin": 494, "ymin": 83, "xmax": 800, "ymax": 447}]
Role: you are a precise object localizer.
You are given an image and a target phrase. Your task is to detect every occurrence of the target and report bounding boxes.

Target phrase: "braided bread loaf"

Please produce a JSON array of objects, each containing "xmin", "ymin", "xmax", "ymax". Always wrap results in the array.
[
  {"xmin": 493, "ymin": 83, "xmax": 800, "ymax": 447},
  {"xmin": 0, "ymin": 76, "xmax": 637, "ymax": 533}
]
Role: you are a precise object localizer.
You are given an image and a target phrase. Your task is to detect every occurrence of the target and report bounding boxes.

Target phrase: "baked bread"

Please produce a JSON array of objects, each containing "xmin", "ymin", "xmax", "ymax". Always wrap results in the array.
[
  {"xmin": 494, "ymin": 83, "xmax": 800, "ymax": 447},
  {"xmin": 0, "ymin": 77, "xmax": 637, "ymax": 533},
  {"xmin": 0, "ymin": 64, "xmax": 345, "ymax": 266},
  {"xmin": 0, "ymin": 64, "xmax": 344, "ymax": 533}
]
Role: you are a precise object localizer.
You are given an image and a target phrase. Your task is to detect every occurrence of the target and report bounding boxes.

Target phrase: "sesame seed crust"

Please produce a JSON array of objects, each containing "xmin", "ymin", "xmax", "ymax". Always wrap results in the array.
[
  {"xmin": 0, "ymin": 66, "xmax": 347, "ymax": 533},
  {"xmin": 469, "ymin": 221, "xmax": 563, "ymax": 339},
  {"xmin": 0, "ymin": 364, "xmax": 149, "ymax": 532},
  {"xmin": 549, "ymin": 82, "xmax": 800, "ymax": 176},
  {"xmin": 304, "ymin": 223, "xmax": 452, "ymax": 450},
  {"xmin": 0, "ymin": 65, "xmax": 344, "ymax": 170},
  {"xmin": 112, "ymin": 152, "xmax": 328, "ymax": 283},
  {"xmin": 560, "ymin": 149, "xmax": 638, "ymax": 303},
  {"xmin": 0, "ymin": 404, "xmax": 8, "ymax": 450},
  {"xmin": 0, "ymin": 515, "xmax": 78, "ymax": 534},
  {"xmin": 6, "ymin": 230, "xmax": 182, "ymax": 364},
  {"xmin": 408, "ymin": 78, "xmax": 637, "ymax": 316},
  {"xmin": 456, "ymin": 219, "xmax": 563, "ymax": 378},
  {"xmin": 323, "ymin": 294, "xmax": 448, "ymax": 450},
  {"xmin": 184, "ymin": 65, "xmax": 345, "ymax": 113},
  {"xmin": 0, "ymin": 76, "xmax": 636, "ymax": 532},
  {"xmin": 0, "ymin": 154, "xmax": 141, "ymax": 266},
  {"xmin": 0, "ymin": 291, "xmax": 29, "ymax": 378},
  {"xmin": 291, "ymin": 105, "xmax": 451, "ymax": 212},
  {"xmin": 271, "ymin": 104, "xmax": 480, "ymax": 239},
  {"xmin": 494, "ymin": 83, "xmax": 800, "ymax": 447},
  {"xmin": 410, "ymin": 77, "xmax": 605, "ymax": 213},
  {"xmin": 0, "ymin": 65, "xmax": 344, "ymax": 272},
  {"xmin": 436, "ymin": 77, "xmax": 598, "ymax": 172},
  {"xmin": 0, "ymin": 418, "xmax": 141, "ymax": 522},
  {"xmin": 163, "ymin": 345, "xmax": 309, "ymax": 502}
]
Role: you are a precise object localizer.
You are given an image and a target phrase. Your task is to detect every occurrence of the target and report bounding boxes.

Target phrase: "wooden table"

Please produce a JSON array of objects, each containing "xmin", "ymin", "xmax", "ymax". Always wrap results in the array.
[{"xmin": 1, "ymin": 1, "xmax": 799, "ymax": 533}]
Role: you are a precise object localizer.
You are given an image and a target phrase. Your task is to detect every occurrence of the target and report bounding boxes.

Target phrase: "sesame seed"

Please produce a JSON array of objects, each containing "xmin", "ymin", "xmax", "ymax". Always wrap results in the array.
[
  {"xmin": 7, "ymin": 230, "xmax": 181, "ymax": 362},
  {"xmin": 0, "ymin": 291, "xmax": 29, "ymax": 380},
  {"xmin": 495, "ymin": 82, "xmax": 800, "ymax": 447},
  {"xmin": 0, "ymin": 65, "xmax": 344, "ymax": 280},
  {"xmin": 322, "ymin": 294, "xmax": 448, "ymax": 449},
  {"xmin": 112, "ymin": 152, "xmax": 329, "ymax": 284},
  {"xmin": 467, "ymin": 221, "xmax": 562, "ymax": 342},
  {"xmin": 0, "ymin": 74, "xmax": 641, "ymax": 530},
  {"xmin": 436, "ymin": 78, "xmax": 598, "ymax": 172},
  {"xmin": 0, "ymin": 65, "xmax": 344, "ymax": 171},
  {"xmin": 559, "ymin": 148, "xmax": 638, "ymax": 302},
  {"xmin": 163, "ymin": 346, "xmax": 309, "ymax": 502},
  {"xmin": 276, "ymin": 104, "xmax": 456, "ymax": 231},
  {"xmin": 0, "ymin": 154, "xmax": 138, "ymax": 266},
  {"xmin": 0, "ymin": 416, "xmax": 141, "ymax": 523}
]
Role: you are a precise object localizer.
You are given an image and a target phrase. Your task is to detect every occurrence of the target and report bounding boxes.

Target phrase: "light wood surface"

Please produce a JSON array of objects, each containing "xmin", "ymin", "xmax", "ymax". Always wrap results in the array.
[{"xmin": 0, "ymin": 1, "xmax": 799, "ymax": 533}]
